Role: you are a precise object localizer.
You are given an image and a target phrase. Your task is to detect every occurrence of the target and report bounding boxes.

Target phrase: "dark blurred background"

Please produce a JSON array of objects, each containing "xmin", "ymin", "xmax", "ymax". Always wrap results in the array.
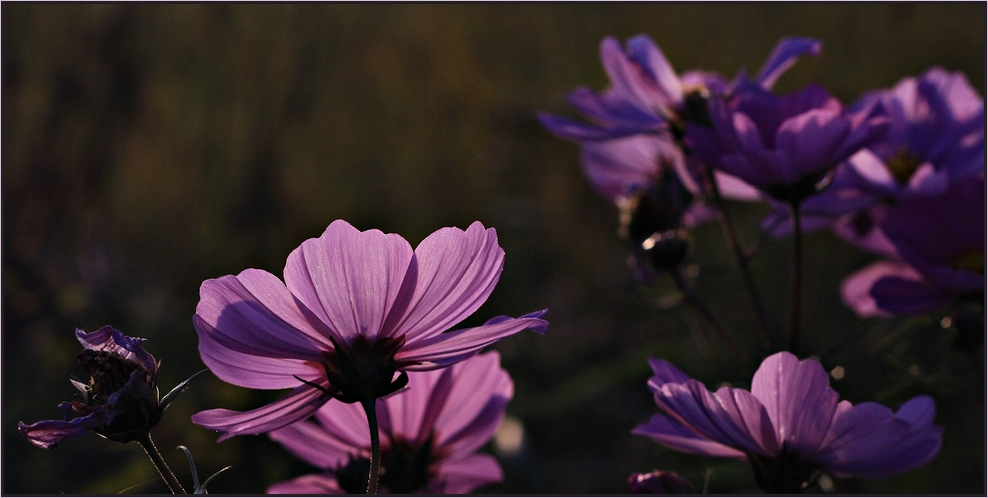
[{"xmin": 3, "ymin": 3, "xmax": 985, "ymax": 494}]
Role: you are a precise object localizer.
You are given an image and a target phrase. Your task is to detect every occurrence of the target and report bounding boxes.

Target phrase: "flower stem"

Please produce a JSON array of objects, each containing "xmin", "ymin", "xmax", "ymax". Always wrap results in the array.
[
  {"xmin": 670, "ymin": 267, "xmax": 749, "ymax": 365},
  {"xmin": 702, "ymin": 165, "xmax": 775, "ymax": 351},
  {"xmin": 789, "ymin": 201, "xmax": 803, "ymax": 352},
  {"xmin": 360, "ymin": 399, "xmax": 381, "ymax": 494},
  {"xmin": 136, "ymin": 432, "xmax": 186, "ymax": 494}
]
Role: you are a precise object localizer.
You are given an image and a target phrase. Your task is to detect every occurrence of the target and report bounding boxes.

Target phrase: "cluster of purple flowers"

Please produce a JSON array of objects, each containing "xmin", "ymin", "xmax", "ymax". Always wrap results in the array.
[
  {"xmin": 541, "ymin": 34, "xmax": 980, "ymax": 492},
  {"xmin": 18, "ymin": 32, "xmax": 980, "ymax": 495}
]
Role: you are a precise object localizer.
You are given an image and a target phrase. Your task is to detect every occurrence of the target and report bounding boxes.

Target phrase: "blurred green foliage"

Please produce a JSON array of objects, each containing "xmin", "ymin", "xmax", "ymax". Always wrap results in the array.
[{"xmin": 3, "ymin": 3, "xmax": 984, "ymax": 494}]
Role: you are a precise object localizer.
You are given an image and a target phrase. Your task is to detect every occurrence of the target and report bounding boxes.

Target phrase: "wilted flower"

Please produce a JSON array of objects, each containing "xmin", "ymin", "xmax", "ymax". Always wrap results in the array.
[
  {"xmin": 20, "ymin": 326, "xmax": 162, "ymax": 448},
  {"xmin": 537, "ymin": 35, "xmax": 821, "ymax": 142},
  {"xmin": 267, "ymin": 352, "xmax": 511, "ymax": 494},
  {"xmin": 685, "ymin": 83, "xmax": 889, "ymax": 205},
  {"xmin": 192, "ymin": 220, "xmax": 547, "ymax": 440},
  {"xmin": 633, "ymin": 352, "xmax": 943, "ymax": 492},
  {"xmin": 628, "ymin": 470, "xmax": 695, "ymax": 494},
  {"xmin": 841, "ymin": 177, "xmax": 985, "ymax": 317}
]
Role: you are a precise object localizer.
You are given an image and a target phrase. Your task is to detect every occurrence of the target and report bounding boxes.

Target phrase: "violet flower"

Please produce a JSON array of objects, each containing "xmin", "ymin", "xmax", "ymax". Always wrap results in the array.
[
  {"xmin": 633, "ymin": 352, "xmax": 943, "ymax": 492},
  {"xmin": 192, "ymin": 220, "xmax": 547, "ymax": 441},
  {"xmin": 267, "ymin": 352, "xmax": 511, "ymax": 494},
  {"xmin": 20, "ymin": 326, "xmax": 162, "ymax": 448},
  {"xmin": 538, "ymin": 35, "xmax": 821, "ymax": 142},
  {"xmin": 841, "ymin": 177, "xmax": 985, "ymax": 317},
  {"xmin": 684, "ymin": 83, "xmax": 889, "ymax": 205}
]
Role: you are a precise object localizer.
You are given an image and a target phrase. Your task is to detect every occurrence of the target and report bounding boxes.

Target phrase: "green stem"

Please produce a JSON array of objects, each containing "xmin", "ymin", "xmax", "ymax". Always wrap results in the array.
[
  {"xmin": 702, "ymin": 165, "xmax": 775, "ymax": 351},
  {"xmin": 789, "ymin": 201, "xmax": 803, "ymax": 352},
  {"xmin": 136, "ymin": 432, "xmax": 186, "ymax": 494},
  {"xmin": 361, "ymin": 399, "xmax": 381, "ymax": 494}
]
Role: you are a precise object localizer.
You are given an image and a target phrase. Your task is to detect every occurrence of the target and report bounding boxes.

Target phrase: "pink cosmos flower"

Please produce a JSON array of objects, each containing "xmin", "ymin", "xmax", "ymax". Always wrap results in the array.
[
  {"xmin": 192, "ymin": 220, "xmax": 547, "ymax": 441},
  {"xmin": 634, "ymin": 352, "xmax": 942, "ymax": 492},
  {"xmin": 267, "ymin": 352, "xmax": 511, "ymax": 494}
]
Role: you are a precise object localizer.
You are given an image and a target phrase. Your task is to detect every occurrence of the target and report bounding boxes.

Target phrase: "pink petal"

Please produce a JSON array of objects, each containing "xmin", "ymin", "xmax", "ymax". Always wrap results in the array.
[
  {"xmin": 750, "ymin": 352, "xmax": 839, "ymax": 455},
  {"xmin": 383, "ymin": 366, "xmax": 455, "ymax": 447},
  {"xmin": 267, "ymin": 473, "xmax": 343, "ymax": 494},
  {"xmin": 313, "ymin": 398, "xmax": 374, "ymax": 450},
  {"xmin": 284, "ymin": 219, "xmax": 413, "ymax": 344},
  {"xmin": 626, "ymin": 34, "xmax": 683, "ymax": 106},
  {"xmin": 434, "ymin": 352, "xmax": 513, "ymax": 458},
  {"xmin": 268, "ymin": 419, "xmax": 357, "ymax": 469},
  {"xmin": 433, "ymin": 453, "xmax": 504, "ymax": 494},
  {"xmin": 774, "ymin": 109, "xmax": 848, "ymax": 184},
  {"xmin": 632, "ymin": 413, "xmax": 747, "ymax": 459},
  {"xmin": 383, "ymin": 222, "xmax": 504, "ymax": 342},
  {"xmin": 192, "ymin": 384, "xmax": 331, "ymax": 441},
  {"xmin": 840, "ymin": 261, "xmax": 914, "ymax": 318},
  {"xmin": 395, "ymin": 312, "xmax": 547, "ymax": 369},
  {"xmin": 646, "ymin": 356, "xmax": 692, "ymax": 389}
]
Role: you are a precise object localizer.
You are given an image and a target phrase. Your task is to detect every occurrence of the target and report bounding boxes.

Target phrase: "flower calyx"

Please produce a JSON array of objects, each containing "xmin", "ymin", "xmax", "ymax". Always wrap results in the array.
[{"xmin": 321, "ymin": 335, "xmax": 409, "ymax": 404}]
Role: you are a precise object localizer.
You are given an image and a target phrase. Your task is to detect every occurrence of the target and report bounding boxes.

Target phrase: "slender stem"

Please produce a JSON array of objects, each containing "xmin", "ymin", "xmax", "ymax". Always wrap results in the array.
[
  {"xmin": 789, "ymin": 201, "xmax": 803, "ymax": 352},
  {"xmin": 702, "ymin": 165, "xmax": 775, "ymax": 351},
  {"xmin": 136, "ymin": 432, "xmax": 186, "ymax": 494},
  {"xmin": 670, "ymin": 268, "xmax": 749, "ymax": 364},
  {"xmin": 361, "ymin": 399, "xmax": 381, "ymax": 495}
]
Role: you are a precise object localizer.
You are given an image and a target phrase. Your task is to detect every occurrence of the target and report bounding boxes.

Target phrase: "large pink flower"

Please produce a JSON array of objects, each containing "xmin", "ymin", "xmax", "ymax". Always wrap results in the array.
[
  {"xmin": 267, "ymin": 352, "xmax": 511, "ymax": 494},
  {"xmin": 192, "ymin": 220, "xmax": 547, "ymax": 441}
]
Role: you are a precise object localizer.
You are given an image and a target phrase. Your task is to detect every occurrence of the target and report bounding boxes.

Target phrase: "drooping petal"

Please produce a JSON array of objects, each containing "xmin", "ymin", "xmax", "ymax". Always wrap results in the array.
[
  {"xmin": 267, "ymin": 473, "xmax": 343, "ymax": 494},
  {"xmin": 284, "ymin": 219, "xmax": 414, "ymax": 345},
  {"xmin": 269, "ymin": 419, "xmax": 359, "ymax": 469},
  {"xmin": 192, "ymin": 384, "xmax": 331, "ymax": 441},
  {"xmin": 384, "ymin": 222, "xmax": 504, "ymax": 342},
  {"xmin": 432, "ymin": 453, "xmax": 504, "ymax": 494},
  {"xmin": 754, "ymin": 37, "xmax": 822, "ymax": 90},
  {"xmin": 395, "ymin": 311, "xmax": 547, "ymax": 370},
  {"xmin": 18, "ymin": 411, "xmax": 110, "ymax": 449},
  {"xmin": 632, "ymin": 413, "xmax": 747, "ymax": 459}
]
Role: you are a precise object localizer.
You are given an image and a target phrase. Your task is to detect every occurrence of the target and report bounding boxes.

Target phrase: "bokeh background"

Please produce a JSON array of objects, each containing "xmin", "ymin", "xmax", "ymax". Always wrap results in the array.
[{"xmin": 3, "ymin": 3, "xmax": 985, "ymax": 494}]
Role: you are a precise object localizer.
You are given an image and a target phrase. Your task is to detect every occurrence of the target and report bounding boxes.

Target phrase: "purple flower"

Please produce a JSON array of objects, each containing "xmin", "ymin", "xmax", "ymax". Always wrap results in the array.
[
  {"xmin": 267, "ymin": 352, "xmax": 511, "ymax": 494},
  {"xmin": 538, "ymin": 35, "xmax": 821, "ymax": 142},
  {"xmin": 628, "ymin": 470, "xmax": 694, "ymax": 494},
  {"xmin": 192, "ymin": 220, "xmax": 547, "ymax": 441},
  {"xmin": 19, "ymin": 326, "xmax": 162, "ymax": 449},
  {"xmin": 841, "ymin": 177, "xmax": 985, "ymax": 317},
  {"xmin": 685, "ymin": 83, "xmax": 889, "ymax": 204},
  {"xmin": 633, "ymin": 352, "xmax": 943, "ymax": 492},
  {"xmin": 845, "ymin": 67, "xmax": 984, "ymax": 200}
]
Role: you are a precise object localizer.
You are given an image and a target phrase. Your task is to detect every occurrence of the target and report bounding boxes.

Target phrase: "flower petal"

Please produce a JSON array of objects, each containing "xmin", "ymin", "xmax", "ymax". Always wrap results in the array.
[
  {"xmin": 750, "ymin": 352, "xmax": 839, "ymax": 455},
  {"xmin": 754, "ymin": 37, "xmax": 822, "ymax": 90},
  {"xmin": 269, "ymin": 419, "xmax": 356, "ymax": 469},
  {"xmin": 18, "ymin": 411, "xmax": 109, "ymax": 449},
  {"xmin": 284, "ymin": 219, "xmax": 413, "ymax": 344},
  {"xmin": 76, "ymin": 326, "xmax": 157, "ymax": 374},
  {"xmin": 192, "ymin": 384, "xmax": 331, "ymax": 441},
  {"xmin": 383, "ymin": 222, "xmax": 504, "ymax": 342},
  {"xmin": 267, "ymin": 473, "xmax": 343, "ymax": 494},
  {"xmin": 632, "ymin": 413, "xmax": 747, "ymax": 459},
  {"xmin": 432, "ymin": 453, "xmax": 504, "ymax": 494},
  {"xmin": 395, "ymin": 311, "xmax": 547, "ymax": 369},
  {"xmin": 434, "ymin": 352, "xmax": 513, "ymax": 458}
]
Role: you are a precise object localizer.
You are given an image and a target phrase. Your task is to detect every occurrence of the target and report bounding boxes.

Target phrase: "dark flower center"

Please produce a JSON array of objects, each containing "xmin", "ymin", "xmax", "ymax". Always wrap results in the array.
[
  {"xmin": 75, "ymin": 349, "xmax": 160, "ymax": 443},
  {"xmin": 886, "ymin": 145, "xmax": 923, "ymax": 184},
  {"xmin": 949, "ymin": 247, "xmax": 985, "ymax": 274},
  {"xmin": 336, "ymin": 438, "xmax": 436, "ymax": 494},
  {"xmin": 318, "ymin": 335, "xmax": 409, "ymax": 404},
  {"xmin": 749, "ymin": 445, "xmax": 819, "ymax": 494}
]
